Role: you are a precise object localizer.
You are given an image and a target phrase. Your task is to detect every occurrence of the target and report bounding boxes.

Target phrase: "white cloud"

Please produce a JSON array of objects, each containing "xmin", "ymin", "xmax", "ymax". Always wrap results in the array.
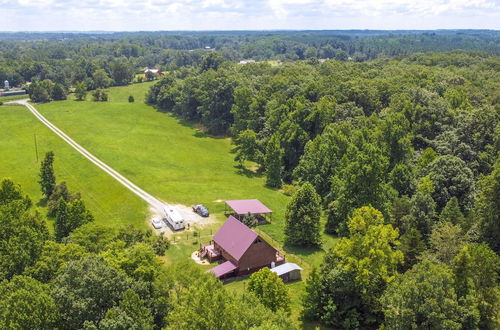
[{"xmin": 0, "ymin": 0, "xmax": 499, "ymax": 30}]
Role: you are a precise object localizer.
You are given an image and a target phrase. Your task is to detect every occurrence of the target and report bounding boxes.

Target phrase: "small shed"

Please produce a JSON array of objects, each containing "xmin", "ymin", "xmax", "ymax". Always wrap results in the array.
[
  {"xmin": 270, "ymin": 262, "xmax": 302, "ymax": 282},
  {"xmin": 225, "ymin": 199, "xmax": 272, "ymax": 222}
]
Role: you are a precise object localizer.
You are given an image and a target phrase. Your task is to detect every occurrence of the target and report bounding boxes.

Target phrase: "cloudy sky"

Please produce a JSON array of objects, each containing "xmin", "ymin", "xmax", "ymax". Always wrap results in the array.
[{"xmin": 0, "ymin": 0, "xmax": 499, "ymax": 31}]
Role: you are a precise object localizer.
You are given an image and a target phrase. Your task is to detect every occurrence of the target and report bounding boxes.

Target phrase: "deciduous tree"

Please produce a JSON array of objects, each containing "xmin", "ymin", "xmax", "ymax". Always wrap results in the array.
[
  {"xmin": 381, "ymin": 260, "xmax": 465, "ymax": 330},
  {"xmin": 284, "ymin": 182, "xmax": 322, "ymax": 247},
  {"xmin": 247, "ymin": 267, "xmax": 291, "ymax": 314},
  {"xmin": 0, "ymin": 275, "xmax": 58, "ymax": 329},
  {"xmin": 39, "ymin": 151, "xmax": 56, "ymax": 198},
  {"xmin": 265, "ymin": 134, "xmax": 284, "ymax": 188}
]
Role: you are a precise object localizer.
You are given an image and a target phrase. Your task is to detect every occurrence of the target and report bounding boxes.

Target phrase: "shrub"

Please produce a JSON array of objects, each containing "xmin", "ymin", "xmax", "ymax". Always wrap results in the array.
[
  {"xmin": 128, "ymin": 95, "xmax": 134, "ymax": 103},
  {"xmin": 282, "ymin": 184, "xmax": 295, "ymax": 196}
]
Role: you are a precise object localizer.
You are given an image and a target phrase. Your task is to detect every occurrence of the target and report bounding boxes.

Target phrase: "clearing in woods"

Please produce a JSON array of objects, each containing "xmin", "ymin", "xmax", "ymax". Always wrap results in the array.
[{"xmin": 1, "ymin": 82, "xmax": 339, "ymax": 324}]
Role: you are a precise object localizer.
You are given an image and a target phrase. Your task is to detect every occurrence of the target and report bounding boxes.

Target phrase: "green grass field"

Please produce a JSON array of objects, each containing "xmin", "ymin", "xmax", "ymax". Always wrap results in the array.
[
  {"xmin": 2, "ymin": 82, "xmax": 337, "ymax": 326},
  {"xmin": 0, "ymin": 104, "xmax": 147, "ymax": 227},
  {"xmin": 0, "ymin": 94, "xmax": 29, "ymax": 102},
  {"xmin": 37, "ymin": 87, "xmax": 296, "ymax": 238}
]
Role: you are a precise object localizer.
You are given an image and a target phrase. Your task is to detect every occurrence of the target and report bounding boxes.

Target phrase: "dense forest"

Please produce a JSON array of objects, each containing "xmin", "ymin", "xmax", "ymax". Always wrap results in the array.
[
  {"xmin": 1, "ymin": 30, "xmax": 499, "ymax": 89},
  {"xmin": 1, "ymin": 31, "xmax": 499, "ymax": 329},
  {"xmin": 147, "ymin": 50, "xmax": 500, "ymax": 328}
]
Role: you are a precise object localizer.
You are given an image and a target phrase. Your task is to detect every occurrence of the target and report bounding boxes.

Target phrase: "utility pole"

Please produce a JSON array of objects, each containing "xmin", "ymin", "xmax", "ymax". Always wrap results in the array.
[{"xmin": 34, "ymin": 133, "xmax": 39, "ymax": 163}]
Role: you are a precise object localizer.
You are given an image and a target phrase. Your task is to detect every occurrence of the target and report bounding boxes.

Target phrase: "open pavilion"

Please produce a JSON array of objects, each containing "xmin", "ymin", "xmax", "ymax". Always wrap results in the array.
[{"xmin": 224, "ymin": 199, "xmax": 272, "ymax": 222}]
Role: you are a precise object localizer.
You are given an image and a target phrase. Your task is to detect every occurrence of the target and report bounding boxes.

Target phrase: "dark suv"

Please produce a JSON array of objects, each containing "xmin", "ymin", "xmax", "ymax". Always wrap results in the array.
[{"xmin": 192, "ymin": 204, "xmax": 209, "ymax": 217}]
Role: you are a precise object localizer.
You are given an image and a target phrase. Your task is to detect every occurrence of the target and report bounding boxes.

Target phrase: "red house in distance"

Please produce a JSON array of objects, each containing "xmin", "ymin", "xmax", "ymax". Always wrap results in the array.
[{"xmin": 201, "ymin": 216, "xmax": 285, "ymax": 279}]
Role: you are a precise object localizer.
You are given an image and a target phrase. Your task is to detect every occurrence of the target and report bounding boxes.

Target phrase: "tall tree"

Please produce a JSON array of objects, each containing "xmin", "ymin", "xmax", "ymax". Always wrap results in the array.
[
  {"xmin": 0, "ymin": 178, "xmax": 31, "ymax": 209},
  {"xmin": 475, "ymin": 157, "xmax": 500, "ymax": 253},
  {"xmin": 233, "ymin": 129, "xmax": 261, "ymax": 166},
  {"xmin": 99, "ymin": 289, "xmax": 154, "ymax": 330},
  {"xmin": 424, "ymin": 155, "xmax": 475, "ymax": 213},
  {"xmin": 74, "ymin": 81, "xmax": 87, "ymax": 101},
  {"xmin": 54, "ymin": 198, "xmax": 94, "ymax": 242},
  {"xmin": 381, "ymin": 260, "xmax": 467, "ymax": 330},
  {"xmin": 304, "ymin": 206, "xmax": 403, "ymax": 327},
  {"xmin": 264, "ymin": 134, "xmax": 284, "ymax": 188},
  {"xmin": 0, "ymin": 199, "xmax": 49, "ymax": 280},
  {"xmin": 327, "ymin": 143, "xmax": 392, "ymax": 236},
  {"xmin": 39, "ymin": 151, "xmax": 56, "ymax": 198},
  {"xmin": 452, "ymin": 243, "xmax": 500, "ymax": 329},
  {"xmin": 93, "ymin": 69, "xmax": 113, "ymax": 89},
  {"xmin": 51, "ymin": 83, "xmax": 66, "ymax": 100},
  {"xmin": 51, "ymin": 256, "xmax": 130, "ymax": 329},
  {"xmin": 284, "ymin": 182, "xmax": 322, "ymax": 247},
  {"xmin": 0, "ymin": 275, "xmax": 58, "ymax": 329},
  {"xmin": 247, "ymin": 267, "xmax": 291, "ymax": 314},
  {"xmin": 110, "ymin": 61, "xmax": 134, "ymax": 86},
  {"xmin": 439, "ymin": 197, "xmax": 466, "ymax": 228}
]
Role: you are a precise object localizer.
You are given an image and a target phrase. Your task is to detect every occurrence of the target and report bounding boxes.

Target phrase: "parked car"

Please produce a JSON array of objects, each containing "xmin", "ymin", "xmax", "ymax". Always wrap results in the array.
[
  {"xmin": 192, "ymin": 204, "xmax": 209, "ymax": 217},
  {"xmin": 151, "ymin": 217, "xmax": 163, "ymax": 229}
]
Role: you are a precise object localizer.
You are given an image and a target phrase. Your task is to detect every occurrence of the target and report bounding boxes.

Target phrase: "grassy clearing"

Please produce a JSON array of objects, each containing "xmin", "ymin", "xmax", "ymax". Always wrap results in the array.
[
  {"xmin": 0, "ymin": 94, "xmax": 28, "ymax": 102},
  {"xmin": 3, "ymin": 82, "xmax": 337, "ymax": 326},
  {"xmin": 34, "ymin": 82, "xmax": 339, "ymax": 258},
  {"xmin": 36, "ymin": 84, "xmax": 338, "ymax": 250},
  {"xmin": 0, "ymin": 104, "xmax": 147, "ymax": 227}
]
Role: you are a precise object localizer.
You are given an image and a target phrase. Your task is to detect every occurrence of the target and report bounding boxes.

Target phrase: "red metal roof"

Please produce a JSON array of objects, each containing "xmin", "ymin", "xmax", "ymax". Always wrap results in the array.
[
  {"xmin": 225, "ymin": 199, "xmax": 272, "ymax": 215},
  {"xmin": 208, "ymin": 260, "xmax": 238, "ymax": 278},
  {"xmin": 213, "ymin": 215, "xmax": 258, "ymax": 261}
]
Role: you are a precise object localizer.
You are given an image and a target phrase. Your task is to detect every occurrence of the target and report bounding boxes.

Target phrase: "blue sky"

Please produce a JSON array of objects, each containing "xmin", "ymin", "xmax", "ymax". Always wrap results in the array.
[{"xmin": 0, "ymin": 0, "xmax": 499, "ymax": 31}]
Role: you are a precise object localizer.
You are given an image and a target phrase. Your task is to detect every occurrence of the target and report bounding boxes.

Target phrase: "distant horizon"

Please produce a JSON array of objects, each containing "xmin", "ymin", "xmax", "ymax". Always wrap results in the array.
[
  {"xmin": 1, "ymin": 29, "xmax": 498, "ymax": 33},
  {"xmin": 1, "ymin": 0, "xmax": 499, "ymax": 31}
]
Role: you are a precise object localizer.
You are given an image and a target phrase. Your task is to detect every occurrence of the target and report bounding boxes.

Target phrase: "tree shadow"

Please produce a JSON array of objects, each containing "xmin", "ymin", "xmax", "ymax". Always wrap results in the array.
[
  {"xmin": 234, "ymin": 165, "xmax": 264, "ymax": 179},
  {"xmin": 37, "ymin": 198, "xmax": 48, "ymax": 208},
  {"xmin": 283, "ymin": 244, "xmax": 324, "ymax": 258},
  {"xmin": 151, "ymin": 106, "xmax": 227, "ymax": 139}
]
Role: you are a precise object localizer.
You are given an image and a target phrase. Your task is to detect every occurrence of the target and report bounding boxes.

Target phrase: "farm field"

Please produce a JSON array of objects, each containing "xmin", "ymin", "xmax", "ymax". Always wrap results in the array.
[
  {"xmin": 0, "ymin": 104, "xmax": 147, "ymax": 227},
  {"xmin": 3, "ymin": 83, "xmax": 338, "ymax": 326},
  {"xmin": 35, "ymin": 83, "xmax": 338, "ymax": 254}
]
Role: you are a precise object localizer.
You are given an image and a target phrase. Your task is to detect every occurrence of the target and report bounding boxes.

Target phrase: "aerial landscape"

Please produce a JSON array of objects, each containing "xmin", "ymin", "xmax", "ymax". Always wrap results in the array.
[{"xmin": 0, "ymin": 1, "xmax": 499, "ymax": 329}]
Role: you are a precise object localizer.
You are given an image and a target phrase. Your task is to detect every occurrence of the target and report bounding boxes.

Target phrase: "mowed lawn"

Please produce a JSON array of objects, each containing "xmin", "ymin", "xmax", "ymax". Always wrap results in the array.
[
  {"xmin": 36, "ymin": 82, "xmax": 337, "ymax": 263},
  {"xmin": 0, "ymin": 104, "xmax": 147, "ymax": 227},
  {"xmin": 37, "ymin": 86, "xmax": 295, "ymax": 241}
]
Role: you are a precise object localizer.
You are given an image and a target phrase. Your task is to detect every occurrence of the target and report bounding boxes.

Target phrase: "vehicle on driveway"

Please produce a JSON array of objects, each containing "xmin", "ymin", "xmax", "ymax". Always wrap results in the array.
[
  {"xmin": 163, "ymin": 205, "xmax": 185, "ymax": 230},
  {"xmin": 192, "ymin": 204, "xmax": 209, "ymax": 217},
  {"xmin": 151, "ymin": 217, "xmax": 163, "ymax": 229}
]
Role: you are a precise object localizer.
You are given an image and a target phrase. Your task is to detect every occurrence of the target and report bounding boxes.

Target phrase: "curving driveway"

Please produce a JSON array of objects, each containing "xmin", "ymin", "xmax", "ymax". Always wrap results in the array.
[{"xmin": 13, "ymin": 99, "xmax": 167, "ymax": 213}]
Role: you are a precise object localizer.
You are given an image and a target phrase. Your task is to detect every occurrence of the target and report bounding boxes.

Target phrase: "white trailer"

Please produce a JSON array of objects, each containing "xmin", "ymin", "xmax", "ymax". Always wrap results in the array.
[{"xmin": 163, "ymin": 205, "xmax": 185, "ymax": 230}]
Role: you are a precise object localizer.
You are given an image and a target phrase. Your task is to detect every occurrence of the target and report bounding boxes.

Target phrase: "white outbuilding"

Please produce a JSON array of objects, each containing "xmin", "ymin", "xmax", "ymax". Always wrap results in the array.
[{"xmin": 270, "ymin": 262, "xmax": 303, "ymax": 282}]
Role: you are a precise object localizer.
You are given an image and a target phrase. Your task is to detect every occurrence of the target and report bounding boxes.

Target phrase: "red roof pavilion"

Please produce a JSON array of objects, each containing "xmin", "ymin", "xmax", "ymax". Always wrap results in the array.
[{"xmin": 225, "ymin": 199, "xmax": 272, "ymax": 216}]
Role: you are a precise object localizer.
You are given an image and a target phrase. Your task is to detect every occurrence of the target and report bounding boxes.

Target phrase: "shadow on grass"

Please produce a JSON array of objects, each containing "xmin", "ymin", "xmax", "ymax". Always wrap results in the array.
[
  {"xmin": 223, "ymin": 274, "xmax": 250, "ymax": 286},
  {"xmin": 37, "ymin": 198, "xmax": 48, "ymax": 208},
  {"xmin": 152, "ymin": 106, "xmax": 227, "ymax": 140},
  {"xmin": 234, "ymin": 165, "xmax": 264, "ymax": 179},
  {"xmin": 283, "ymin": 244, "xmax": 324, "ymax": 258}
]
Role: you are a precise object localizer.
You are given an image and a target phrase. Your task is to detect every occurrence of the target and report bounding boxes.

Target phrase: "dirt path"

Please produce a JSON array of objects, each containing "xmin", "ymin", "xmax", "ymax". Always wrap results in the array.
[{"xmin": 14, "ymin": 99, "xmax": 168, "ymax": 213}]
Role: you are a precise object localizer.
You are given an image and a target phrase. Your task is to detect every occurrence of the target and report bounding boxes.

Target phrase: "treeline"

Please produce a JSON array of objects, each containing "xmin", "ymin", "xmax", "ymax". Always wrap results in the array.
[
  {"xmin": 0, "ymin": 153, "xmax": 295, "ymax": 329},
  {"xmin": 1, "ymin": 30, "xmax": 499, "ymax": 90},
  {"xmin": 147, "ymin": 51, "xmax": 500, "ymax": 328}
]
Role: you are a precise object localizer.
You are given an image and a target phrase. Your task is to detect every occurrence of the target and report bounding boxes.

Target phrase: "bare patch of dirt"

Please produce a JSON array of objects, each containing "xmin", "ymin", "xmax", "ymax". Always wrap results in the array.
[
  {"xmin": 146, "ymin": 204, "xmax": 217, "ymax": 237},
  {"xmin": 191, "ymin": 250, "xmax": 210, "ymax": 265}
]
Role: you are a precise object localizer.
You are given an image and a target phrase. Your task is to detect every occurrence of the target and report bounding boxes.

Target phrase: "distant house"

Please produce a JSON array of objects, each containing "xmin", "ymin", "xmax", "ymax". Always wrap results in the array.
[
  {"xmin": 239, "ymin": 59, "xmax": 256, "ymax": 64},
  {"xmin": 143, "ymin": 68, "xmax": 164, "ymax": 77},
  {"xmin": 201, "ymin": 216, "xmax": 285, "ymax": 279}
]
